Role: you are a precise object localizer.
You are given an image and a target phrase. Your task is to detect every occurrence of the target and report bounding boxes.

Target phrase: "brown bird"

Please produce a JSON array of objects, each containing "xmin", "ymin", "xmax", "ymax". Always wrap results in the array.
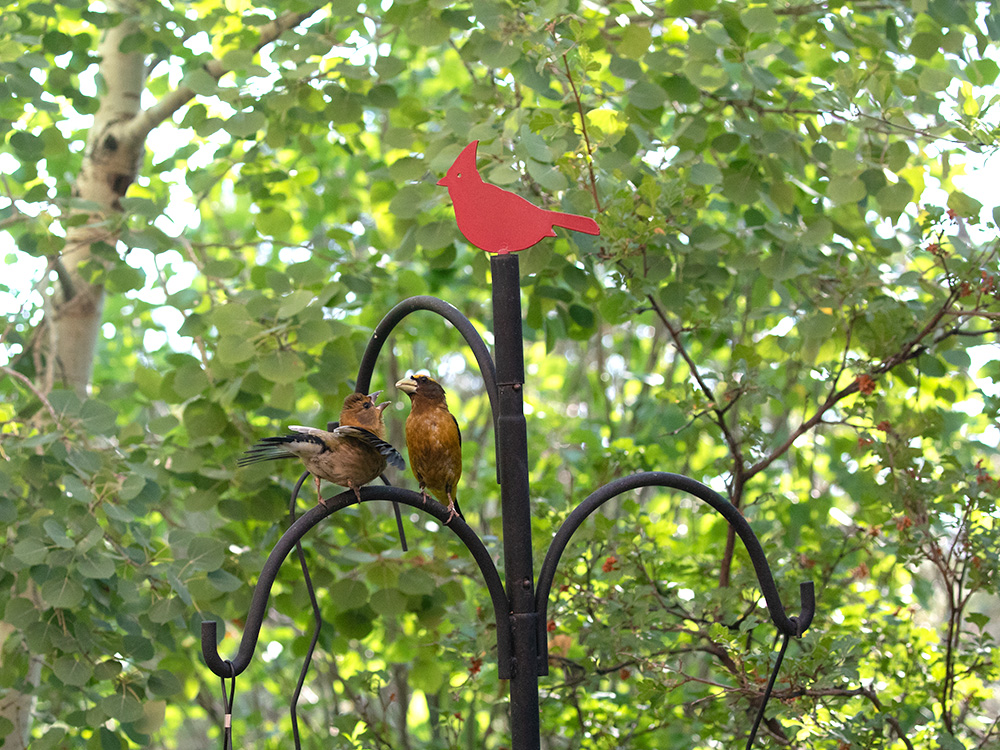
[
  {"xmin": 238, "ymin": 391, "xmax": 405, "ymax": 505},
  {"xmin": 395, "ymin": 375, "xmax": 463, "ymax": 522}
]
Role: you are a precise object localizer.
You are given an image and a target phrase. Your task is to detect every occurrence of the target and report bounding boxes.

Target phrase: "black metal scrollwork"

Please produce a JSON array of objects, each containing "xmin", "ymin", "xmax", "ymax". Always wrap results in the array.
[{"xmin": 202, "ymin": 254, "xmax": 816, "ymax": 750}]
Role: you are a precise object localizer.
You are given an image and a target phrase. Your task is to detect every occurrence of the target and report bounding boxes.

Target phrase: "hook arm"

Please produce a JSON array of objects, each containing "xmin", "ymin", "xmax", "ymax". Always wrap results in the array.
[
  {"xmin": 202, "ymin": 486, "xmax": 512, "ymax": 678},
  {"xmin": 535, "ymin": 472, "xmax": 816, "ymax": 675}
]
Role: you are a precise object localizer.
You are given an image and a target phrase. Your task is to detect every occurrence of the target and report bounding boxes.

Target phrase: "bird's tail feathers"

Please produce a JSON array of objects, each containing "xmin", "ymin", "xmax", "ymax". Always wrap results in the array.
[
  {"xmin": 550, "ymin": 211, "xmax": 600, "ymax": 236},
  {"xmin": 237, "ymin": 433, "xmax": 325, "ymax": 466}
]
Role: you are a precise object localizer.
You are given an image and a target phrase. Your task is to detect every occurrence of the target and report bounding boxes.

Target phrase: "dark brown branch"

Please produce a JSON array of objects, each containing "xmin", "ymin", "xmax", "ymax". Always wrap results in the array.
[
  {"xmin": 546, "ymin": 642, "xmax": 741, "ymax": 691},
  {"xmin": 646, "ymin": 295, "xmax": 744, "ymax": 467},
  {"xmin": 943, "ymin": 309, "xmax": 1000, "ymax": 320},
  {"xmin": 561, "ymin": 54, "xmax": 602, "ymax": 212},
  {"xmin": 745, "ymin": 288, "xmax": 964, "ymax": 480},
  {"xmin": 448, "ymin": 38, "xmax": 479, "ymax": 84},
  {"xmin": 773, "ymin": 1, "xmax": 893, "ymax": 16},
  {"xmin": 646, "ymin": 294, "xmax": 750, "ymax": 586}
]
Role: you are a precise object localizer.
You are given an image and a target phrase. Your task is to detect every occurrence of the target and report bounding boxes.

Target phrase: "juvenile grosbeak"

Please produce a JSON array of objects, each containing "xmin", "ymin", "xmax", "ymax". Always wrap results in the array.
[
  {"xmin": 395, "ymin": 375, "xmax": 463, "ymax": 522},
  {"xmin": 238, "ymin": 391, "xmax": 405, "ymax": 505}
]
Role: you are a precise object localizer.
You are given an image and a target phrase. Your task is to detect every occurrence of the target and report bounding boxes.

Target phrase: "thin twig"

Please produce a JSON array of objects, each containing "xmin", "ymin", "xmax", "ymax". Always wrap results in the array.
[
  {"xmin": 974, "ymin": 715, "xmax": 1000, "ymax": 750},
  {"xmin": 943, "ymin": 309, "xmax": 1000, "ymax": 319},
  {"xmin": 745, "ymin": 287, "xmax": 965, "ymax": 480},
  {"xmin": 0, "ymin": 366, "xmax": 59, "ymax": 424},
  {"xmin": 646, "ymin": 295, "xmax": 746, "ymax": 478},
  {"xmin": 561, "ymin": 54, "xmax": 602, "ymax": 212}
]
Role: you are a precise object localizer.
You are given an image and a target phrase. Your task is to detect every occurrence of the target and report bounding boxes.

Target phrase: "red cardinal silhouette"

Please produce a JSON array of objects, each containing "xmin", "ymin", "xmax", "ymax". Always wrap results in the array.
[{"xmin": 437, "ymin": 140, "xmax": 600, "ymax": 253}]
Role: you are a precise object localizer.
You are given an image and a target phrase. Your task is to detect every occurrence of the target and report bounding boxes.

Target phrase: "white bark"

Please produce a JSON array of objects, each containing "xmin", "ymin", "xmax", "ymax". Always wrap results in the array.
[
  {"xmin": 49, "ymin": 3, "xmax": 146, "ymax": 395},
  {"xmin": 0, "ymin": 596, "xmax": 43, "ymax": 750},
  {"xmin": 48, "ymin": 5, "xmax": 320, "ymax": 396}
]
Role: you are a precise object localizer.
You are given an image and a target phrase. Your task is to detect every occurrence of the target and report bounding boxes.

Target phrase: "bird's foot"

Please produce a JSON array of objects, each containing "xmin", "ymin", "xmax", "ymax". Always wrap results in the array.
[
  {"xmin": 350, "ymin": 483, "xmax": 363, "ymax": 503},
  {"xmin": 444, "ymin": 502, "xmax": 459, "ymax": 525},
  {"xmin": 420, "ymin": 488, "xmax": 429, "ymax": 505}
]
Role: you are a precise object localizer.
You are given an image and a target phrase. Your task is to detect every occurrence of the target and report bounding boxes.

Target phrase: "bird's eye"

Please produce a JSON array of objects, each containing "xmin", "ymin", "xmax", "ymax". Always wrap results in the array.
[{"xmin": 363, "ymin": 401, "xmax": 371, "ymax": 408}]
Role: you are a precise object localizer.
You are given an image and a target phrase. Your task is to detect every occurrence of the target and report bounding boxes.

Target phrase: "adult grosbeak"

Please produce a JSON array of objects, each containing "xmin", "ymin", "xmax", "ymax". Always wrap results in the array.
[
  {"xmin": 238, "ymin": 391, "xmax": 404, "ymax": 505},
  {"xmin": 395, "ymin": 375, "xmax": 463, "ymax": 522}
]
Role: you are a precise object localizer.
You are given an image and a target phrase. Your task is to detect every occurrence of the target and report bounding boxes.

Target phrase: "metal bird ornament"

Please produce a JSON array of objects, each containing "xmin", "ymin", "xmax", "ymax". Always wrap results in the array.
[{"xmin": 437, "ymin": 140, "xmax": 600, "ymax": 253}]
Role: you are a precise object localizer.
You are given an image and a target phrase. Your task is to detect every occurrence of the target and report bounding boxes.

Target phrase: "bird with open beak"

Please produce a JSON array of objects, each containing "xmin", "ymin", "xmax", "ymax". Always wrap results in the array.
[{"xmin": 238, "ymin": 391, "xmax": 404, "ymax": 505}]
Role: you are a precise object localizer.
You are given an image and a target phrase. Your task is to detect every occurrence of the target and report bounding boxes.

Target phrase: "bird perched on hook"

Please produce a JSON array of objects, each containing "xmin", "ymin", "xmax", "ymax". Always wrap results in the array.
[
  {"xmin": 238, "ymin": 391, "xmax": 404, "ymax": 505},
  {"xmin": 395, "ymin": 375, "xmax": 464, "ymax": 522},
  {"xmin": 437, "ymin": 140, "xmax": 600, "ymax": 254}
]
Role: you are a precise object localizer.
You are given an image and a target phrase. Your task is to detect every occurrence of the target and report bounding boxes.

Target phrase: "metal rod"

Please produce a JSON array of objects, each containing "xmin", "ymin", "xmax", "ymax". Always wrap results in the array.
[
  {"xmin": 534, "ymin": 471, "xmax": 816, "ymax": 674},
  {"xmin": 288, "ymin": 473, "xmax": 322, "ymax": 749},
  {"xmin": 490, "ymin": 254, "xmax": 540, "ymax": 750},
  {"xmin": 201, "ymin": 485, "xmax": 512, "ymax": 679}
]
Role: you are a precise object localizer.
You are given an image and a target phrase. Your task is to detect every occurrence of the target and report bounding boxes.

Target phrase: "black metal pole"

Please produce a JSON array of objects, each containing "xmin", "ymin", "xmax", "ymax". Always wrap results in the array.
[{"xmin": 490, "ymin": 253, "xmax": 540, "ymax": 750}]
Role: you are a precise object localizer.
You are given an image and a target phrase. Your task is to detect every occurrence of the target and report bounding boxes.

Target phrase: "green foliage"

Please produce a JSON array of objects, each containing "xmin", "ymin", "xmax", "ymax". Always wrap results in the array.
[{"xmin": 2, "ymin": 0, "xmax": 999, "ymax": 748}]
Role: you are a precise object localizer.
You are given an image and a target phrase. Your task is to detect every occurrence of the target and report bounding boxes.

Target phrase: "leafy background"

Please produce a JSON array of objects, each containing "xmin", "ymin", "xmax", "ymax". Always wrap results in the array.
[{"xmin": 1, "ymin": 0, "xmax": 999, "ymax": 748}]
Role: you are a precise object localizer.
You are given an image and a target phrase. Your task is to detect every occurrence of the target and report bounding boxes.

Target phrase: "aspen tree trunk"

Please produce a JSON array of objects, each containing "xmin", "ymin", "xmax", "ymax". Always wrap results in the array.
[
  {"xmin": 45, "ymin": 3, "xmax": 320, "ymax": 396},
  {"xmin": 47, "ymin": 2, "xmax": 146, "ymax": 396}
]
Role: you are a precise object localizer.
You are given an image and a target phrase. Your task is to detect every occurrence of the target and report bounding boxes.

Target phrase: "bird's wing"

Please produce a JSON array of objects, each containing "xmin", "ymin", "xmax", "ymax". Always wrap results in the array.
[
  {"xmin": 289, "ymin": 424, "xmax": 332, "ymax": 437},
  {"xmin": 334, "ymin": 425, "xmax": 406, "ymax": 470},
  {"xmin": 450, "ymin": 411, "xmax": 462, "ymax": 446}
]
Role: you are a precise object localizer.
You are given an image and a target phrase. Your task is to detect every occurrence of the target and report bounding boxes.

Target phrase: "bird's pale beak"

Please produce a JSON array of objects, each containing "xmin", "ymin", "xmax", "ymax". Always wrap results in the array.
[{"xmin": 395, "ymin": 377, "xmax": 417, "ymax": 394}]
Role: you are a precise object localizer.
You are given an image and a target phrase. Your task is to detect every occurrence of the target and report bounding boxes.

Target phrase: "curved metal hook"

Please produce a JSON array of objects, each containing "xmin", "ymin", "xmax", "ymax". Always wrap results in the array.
[
  {"xmin": 354, "ymin": 295, "xmax": 501, "ymax": 482},
  {"xmin": 355, "ymin": 295, "xmax": 498, "ymax": 407},
  {"xmin": 534, "ymin": 472, "xmax": 815, "ymax": 675},
  {"xmin": 202, "ymin": 485, "xmax": 512, "ymax": 679}
]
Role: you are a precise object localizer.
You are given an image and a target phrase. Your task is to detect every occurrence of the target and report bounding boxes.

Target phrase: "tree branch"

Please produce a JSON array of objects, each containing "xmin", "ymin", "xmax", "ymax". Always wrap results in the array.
[
  {"xmin": 1, "ymin": 366, "xmax": 60, "ymax": 425},
  {"xmin": 127, "ymin": 7, "xmax": 324, "ymax": 140},
  {"xmin": 745, "ymin": 289, "xmax": 964, "ymax": 480},
  {"xmin": 646, "ymin": 294, "xmax": 750, "ymax": 586},
  {"xmin": 560, "ymin": 53, "xmax": 602, "ymax": 212},
  {"xmin": 646, "ymin": 295, "xmax": 744, "ymax": 466},
  {"xmin": 943, "ymin": 309, "xmax": 1000, "ymax": 320}
]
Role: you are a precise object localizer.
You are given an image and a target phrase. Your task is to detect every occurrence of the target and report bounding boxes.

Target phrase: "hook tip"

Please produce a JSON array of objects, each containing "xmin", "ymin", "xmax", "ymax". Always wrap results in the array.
[{"xmin": 796, "ymin": 580, "xmax": 816, "ymax": 635}]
